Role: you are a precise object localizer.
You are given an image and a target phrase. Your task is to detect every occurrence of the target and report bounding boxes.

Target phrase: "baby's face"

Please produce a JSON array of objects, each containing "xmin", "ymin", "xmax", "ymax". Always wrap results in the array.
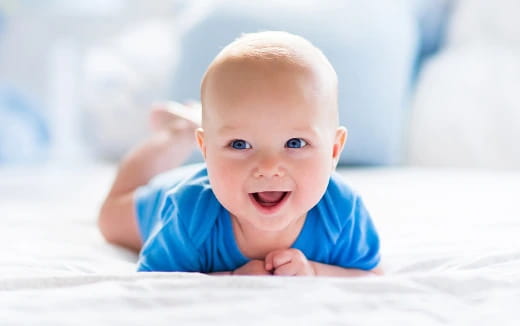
[{"xmin": 197, "ymin": 58, "xmax": 346, "ymax": 232}]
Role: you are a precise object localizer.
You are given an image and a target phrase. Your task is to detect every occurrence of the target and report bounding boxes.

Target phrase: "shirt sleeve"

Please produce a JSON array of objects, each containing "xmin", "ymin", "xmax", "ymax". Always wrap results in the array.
[
  {"xmin": 137, "ymin": 196, "xmax": 203, "ymax": 272},
  {"xmin": 134, "ymin": 164, "xmax": 205, "ymax": 243},
  {"xmin": 330, "ymin": 196, "xmax": 381, "ymax": 270},
  {"xmin": 134, "ymin": 184, "xmax": 167, "ymax": 243}
]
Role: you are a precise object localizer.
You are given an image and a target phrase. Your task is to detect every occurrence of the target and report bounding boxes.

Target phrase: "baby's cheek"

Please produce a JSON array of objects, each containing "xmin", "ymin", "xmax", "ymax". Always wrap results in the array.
[
  {"xmin": 297, "ymin": 164, "xmax": 330, "ymax": 206},
  {"xmin": 209, "ymin": 164, "xmax": 245, "ymax": 210}
]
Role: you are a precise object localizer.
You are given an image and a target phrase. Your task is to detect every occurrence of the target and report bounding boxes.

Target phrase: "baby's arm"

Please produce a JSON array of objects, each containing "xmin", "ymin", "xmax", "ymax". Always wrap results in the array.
[{"xmin": 310, "ymin": 262, "xmax": 383, "ymax": 277}]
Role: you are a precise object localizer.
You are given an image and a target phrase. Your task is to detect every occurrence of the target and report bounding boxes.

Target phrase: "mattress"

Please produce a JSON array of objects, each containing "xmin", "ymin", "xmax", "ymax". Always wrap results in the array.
[{"xmin": 1, "ymin": 165, "xmax": 519, "ymax": 325}]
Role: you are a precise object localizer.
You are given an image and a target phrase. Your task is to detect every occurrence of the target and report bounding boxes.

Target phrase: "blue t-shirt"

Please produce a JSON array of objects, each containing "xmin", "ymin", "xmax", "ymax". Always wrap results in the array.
[{"xmin": 135, "ymin": 163, "xmax": 380, "ymax": 272}]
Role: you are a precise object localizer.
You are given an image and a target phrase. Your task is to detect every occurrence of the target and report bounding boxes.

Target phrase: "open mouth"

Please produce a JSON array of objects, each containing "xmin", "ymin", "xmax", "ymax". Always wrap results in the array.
[{"xmin": 249, "ymin": 191, "xmax": 290, "ymax": 213}]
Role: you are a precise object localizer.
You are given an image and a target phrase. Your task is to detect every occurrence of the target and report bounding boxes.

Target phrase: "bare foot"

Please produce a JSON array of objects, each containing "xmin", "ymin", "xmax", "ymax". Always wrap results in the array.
[
  {"xmin": 148, "ymin": 102, "xmax": 202, "ymax": 162},
  {"xmin": 149, "ymin": 101, "xmax": 201, "ymax": 133}
]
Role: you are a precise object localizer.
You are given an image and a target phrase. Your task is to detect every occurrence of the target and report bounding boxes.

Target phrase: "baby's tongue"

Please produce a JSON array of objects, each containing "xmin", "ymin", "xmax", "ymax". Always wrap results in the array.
[{"xmin": 257, "ymin": 191, "xmax": 285, "ymax": 203}]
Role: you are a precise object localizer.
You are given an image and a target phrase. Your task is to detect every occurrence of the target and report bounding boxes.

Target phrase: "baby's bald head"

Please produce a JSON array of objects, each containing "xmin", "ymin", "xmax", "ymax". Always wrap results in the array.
[
  {"xmin": 200, "ymin": 31, "xmax": 339, "ymax": 130},
  {"xmin": 195, "ymin": 32, "xmax": 348, "ymax": 210}
]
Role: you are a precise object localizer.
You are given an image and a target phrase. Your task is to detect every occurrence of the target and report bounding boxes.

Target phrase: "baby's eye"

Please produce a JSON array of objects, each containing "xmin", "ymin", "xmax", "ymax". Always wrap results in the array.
[
  {"xmin": 230, "ymin": 139, "xmax": 252, "ymax": 150},
  {"xmin": 285, "ymin": 138, "xmax": 307, "ymax": 149}
]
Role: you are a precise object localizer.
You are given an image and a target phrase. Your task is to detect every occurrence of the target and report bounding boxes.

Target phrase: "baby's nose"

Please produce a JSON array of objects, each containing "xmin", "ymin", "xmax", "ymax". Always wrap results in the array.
[{"xmin": 253, "ymin": 155, "xmax": 285, "ymax": 178}]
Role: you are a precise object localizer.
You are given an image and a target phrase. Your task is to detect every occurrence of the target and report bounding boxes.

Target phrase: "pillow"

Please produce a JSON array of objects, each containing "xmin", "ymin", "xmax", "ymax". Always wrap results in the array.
[
  {"xmin": 0, "ymin": 86, "xmax": 49, "ymax": 164},
  {"xmin": 170, "ymin": 0, "xmax": 421, "ymax": 165},
  {"xmin": 447, "ymin": 0, "xmax": 520, "ymax": 47},
  {"xmin": 408, "ymin": 0, "xmax": 520, "ymax": 169},
  {"xmin": 81, "ymin": 22, "xmax": 178, "ymax": 160}
]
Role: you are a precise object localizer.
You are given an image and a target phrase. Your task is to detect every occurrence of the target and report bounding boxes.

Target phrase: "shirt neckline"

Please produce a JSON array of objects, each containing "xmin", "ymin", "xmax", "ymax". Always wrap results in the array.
[{"xmin": 222, "ymin": 206, "xmax": 316, "ymax": 261}]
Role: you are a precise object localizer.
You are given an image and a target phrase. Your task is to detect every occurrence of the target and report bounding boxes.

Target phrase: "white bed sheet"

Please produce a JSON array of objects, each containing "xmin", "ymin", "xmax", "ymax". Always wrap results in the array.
[{"xmin": 1, "ymin": 165, "xmax": 519, "ymax": 325}]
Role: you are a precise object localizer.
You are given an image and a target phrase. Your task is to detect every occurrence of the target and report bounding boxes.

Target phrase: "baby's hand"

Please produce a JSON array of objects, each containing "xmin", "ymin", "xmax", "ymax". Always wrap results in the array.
[
  {"xmin": 264, "ymin": 249, "xmax": 316, "ymax": 276},
  {"xmin": 232, "ymin": 259, "xmax": 272, "ymax": 276}
]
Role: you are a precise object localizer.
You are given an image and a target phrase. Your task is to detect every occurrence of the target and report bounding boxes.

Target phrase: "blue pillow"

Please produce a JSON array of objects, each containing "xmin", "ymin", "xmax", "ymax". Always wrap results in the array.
[
  {"xmin": 170, "ymin": 1, "xmax": 442, "ymax": 165},
  {"xmin": 0, "ymin": 86, "xmax": 49, "ymax": 164}
]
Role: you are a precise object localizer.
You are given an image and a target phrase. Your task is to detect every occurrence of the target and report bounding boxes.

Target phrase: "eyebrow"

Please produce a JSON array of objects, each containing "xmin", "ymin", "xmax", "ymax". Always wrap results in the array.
[
  {"xmin": 217, "ymin": 125, "xmax": 240, "ymax": 133},
  {"xmin": 217, "ymin": 125, "xmax": 321, "ymax": 136}
]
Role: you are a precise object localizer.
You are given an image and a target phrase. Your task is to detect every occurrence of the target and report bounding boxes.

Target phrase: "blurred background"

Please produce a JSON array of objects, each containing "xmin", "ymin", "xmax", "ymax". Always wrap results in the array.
[{"xmin": 0, "ymin": 0, "xmax": 518, "ymax": 170}]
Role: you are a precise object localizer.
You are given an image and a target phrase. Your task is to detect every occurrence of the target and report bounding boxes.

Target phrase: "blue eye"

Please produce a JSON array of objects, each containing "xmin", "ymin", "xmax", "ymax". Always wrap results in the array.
[
  {"xmin": 286, "ymin": 138, "xmax": 307, "ymax": 149},
  {"xmin": 230, "ymin": 139, "xmax": 251, "ymax": 150}
]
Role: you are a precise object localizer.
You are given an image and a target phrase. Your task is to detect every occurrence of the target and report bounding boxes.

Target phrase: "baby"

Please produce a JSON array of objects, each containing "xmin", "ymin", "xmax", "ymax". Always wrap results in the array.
[{"xmin": 98, "ymin": 31, "xmax": 382, "ymax": 276}]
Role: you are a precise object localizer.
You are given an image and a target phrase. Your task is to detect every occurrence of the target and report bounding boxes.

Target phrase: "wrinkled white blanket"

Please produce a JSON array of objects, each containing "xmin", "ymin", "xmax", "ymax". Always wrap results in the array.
[{"xmin": 1, "ymin": 166, "xmax": 519, "ymax": 325}]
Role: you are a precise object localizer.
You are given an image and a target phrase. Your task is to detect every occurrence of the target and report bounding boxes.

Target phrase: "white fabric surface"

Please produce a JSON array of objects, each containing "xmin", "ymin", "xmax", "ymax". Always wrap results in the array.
[{"xmin": 1, "ymin": 165, "xmax": 520, "ymax": 325}]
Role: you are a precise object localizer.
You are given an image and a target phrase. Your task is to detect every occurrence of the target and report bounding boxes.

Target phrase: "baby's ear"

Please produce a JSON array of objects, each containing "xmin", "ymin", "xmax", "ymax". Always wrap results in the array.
[
  {"xmin": 195, "ymin": 128, "xmax": 207, "ymax": 159},
  {"xmin": 332, "ymin": 126, "xmax": 347, "ymax": 168}
]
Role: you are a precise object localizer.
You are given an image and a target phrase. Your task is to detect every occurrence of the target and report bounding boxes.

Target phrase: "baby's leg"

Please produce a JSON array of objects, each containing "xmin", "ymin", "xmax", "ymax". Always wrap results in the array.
[{"xmin": 98, "ymin": 102, "xmax": 201, "ymax": 252}]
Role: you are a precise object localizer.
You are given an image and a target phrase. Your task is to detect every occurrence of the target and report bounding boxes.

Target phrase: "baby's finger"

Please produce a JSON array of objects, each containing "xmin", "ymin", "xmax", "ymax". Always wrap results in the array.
[
  {"xmin": 264, "ymin": 252, "xmax": 274, "ymax": 271},
  {"xmin": 273, "ymin": 262, "xmax": 297, "ymax": 276},
  {"xmin": 271, "ymin": 250, "xmax": 294, "ymax": 268}
]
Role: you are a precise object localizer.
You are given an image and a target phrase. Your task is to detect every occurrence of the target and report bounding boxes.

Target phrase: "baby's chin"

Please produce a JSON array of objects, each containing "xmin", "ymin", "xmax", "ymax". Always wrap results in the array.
[{"xmin": 230, "ymin": 209, "xmax": 306, "ymax": 233}]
